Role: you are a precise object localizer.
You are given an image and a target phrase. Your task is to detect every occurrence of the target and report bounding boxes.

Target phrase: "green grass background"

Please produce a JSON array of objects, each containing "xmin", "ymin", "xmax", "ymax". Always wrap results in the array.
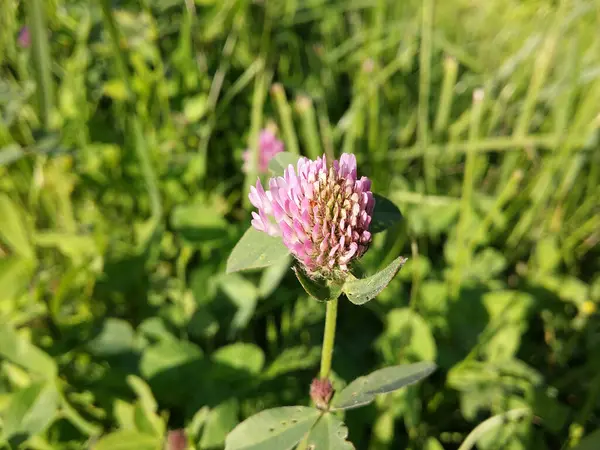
[{"xmin": 1, "ymin": 0, "xmax": 599, "ymax": 448}]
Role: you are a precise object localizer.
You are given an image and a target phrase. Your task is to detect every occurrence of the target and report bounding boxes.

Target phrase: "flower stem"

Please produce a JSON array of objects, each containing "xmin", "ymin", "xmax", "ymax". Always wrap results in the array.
[{"xmin": 319, "ymin": 297, "xmax": 338, "ymax": 380}]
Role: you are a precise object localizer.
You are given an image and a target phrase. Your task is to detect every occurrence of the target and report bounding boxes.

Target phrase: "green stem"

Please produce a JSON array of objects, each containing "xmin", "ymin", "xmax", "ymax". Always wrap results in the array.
[
  {"xmin": 419, "ymin": 0, "xmax": 435, "ymax": 193},
  {"xmin": 26, "ymin": 0, "xmax": 55, "ymax": 129},
  {"xmin": 99, "ymin": 0, "xmax": 131, "ymax": 90},
  {"xmin": 319, "ymin": 297, "xmax": 338, "ymax": 380}
]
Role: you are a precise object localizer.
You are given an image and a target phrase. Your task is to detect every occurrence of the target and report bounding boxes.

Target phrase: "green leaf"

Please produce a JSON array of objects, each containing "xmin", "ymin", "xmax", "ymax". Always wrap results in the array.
[
  {"xmin": 103, "ymin": 79, "xmax": 129, "ymax": 101},
  {"xmin": 424, "ymin": 438, "xmax": 446, "ymax": 450},
  {"xmin": 342, "ymin": 256, "xmax": 407, "ymax": 305},
  {"xmin": 93, "ymin": 430, "xmax": 162, "ymax": 450},
  {"xmin": 0, "ymin": 324, "xmax": 57, "ymax": 378},
  {"xmin": 293, "ymin": 266, "xmax": 343, "ymax": 301},
  {"xmin": 482, "ymin": 291, "xmax": 534, "ymax": 361},
  {"xmin": 0, "ymin": 194, "xmax": 35, "ymax": 258},
  {"xmin": 0, "ymin": 256, "xmax": 35, "ymax": 302},
  {"xmin": 126, "ymin": 375, "xmax": 164, "ymax": 437},
  {"xmin": 305, "ymin": 413, "xmax": 354, "ymax": 450},
  {"xmin": 378, "ymin": 308, "xmax": 437, "ymax": 362},
  {"xmin": 171, "ymin": 202, "xmax": 228, "ymax": 243},
  {"xmin": 87, "ymin": 318, "xmax": 136, "ymax": 357},
  {"xmin": 268, "ymin": 152, "xmax": 301, "ymax": 177},
  {"xmin": 370, "ymin": 193, "xmax": 403, "ymax": 234},
  {"xmin": 331, "ymin": 362, "xmax": 436, "ymax": 411},
  {"xmin": 263, "ymin": 347, "xmax": 321, "ymax": 379},
  {"xmin": 224, "ymin": 406, "xmax": 320, "ymax": 450},
  {"xmin": 259, "ymin": 254, "xmax": 292, "ymax": 298},
  {"xmin": 200, "ymin": 399, "xmax": 239, "ymax": 449},
  {"xmin": 140, "ymin": 340, "xmax": 203, "ymax": 379},
  {"xmin": 573, "ymin": 429, "xmax": 600, "ymax": 450},
  {"xmin": 213, "ymin": 343, "xmax": 265, "ymax": 375},
  {"xmin": 219, "ymin": 273, "xmax": 260, "ymax": 333},
  {"xmin": 456, "ymin": 408, "xmax": 531, "ymax": 450},
  {"xmin": 140, "ymin": 339, "xmax": 205, "ymax": 407},
  {"xmin": 128, "ymin": 375, "xmax": 158, "ymax": 413},
  {"xmin": 34, "ymin": 231, "xmax": 97, "ymax": 265},
  {"xmin": 183, "ymin": 94, "xmax": 208, "ymax": 122},
  {"xmin": 226, "ymin": 227, "xmax": 290, "ymax": 273},
  {"xmin": 2, "ymin": 381, "xmax": 60, "ymax": 446}
]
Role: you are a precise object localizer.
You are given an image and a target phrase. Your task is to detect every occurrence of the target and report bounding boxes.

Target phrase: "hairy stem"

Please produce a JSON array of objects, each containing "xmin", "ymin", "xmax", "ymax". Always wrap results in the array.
[{"xmin": 319, "ymin": 297, "xmax": 338, "ymax": 379}]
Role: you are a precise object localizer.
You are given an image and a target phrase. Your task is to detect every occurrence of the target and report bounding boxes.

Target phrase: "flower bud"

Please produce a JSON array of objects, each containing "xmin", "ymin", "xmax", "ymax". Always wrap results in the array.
[{"xmin": 310, "ymin": 378, "xmax": 333, "ymax": 410}]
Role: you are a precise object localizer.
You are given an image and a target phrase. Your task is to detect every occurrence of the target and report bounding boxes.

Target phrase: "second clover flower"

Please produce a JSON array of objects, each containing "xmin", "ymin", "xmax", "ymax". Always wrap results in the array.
[
  {"xmin": 242, "ymin": 128, "xmax": 284, "ymax": 174},
  {"xmin": 249, "ymin": 153, "xmax": 375, "ymax": 277}
]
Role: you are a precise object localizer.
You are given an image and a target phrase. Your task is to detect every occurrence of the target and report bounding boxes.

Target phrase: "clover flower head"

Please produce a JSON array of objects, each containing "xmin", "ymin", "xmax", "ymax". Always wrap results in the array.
[
  {"xmin": 249, "ymin": 153, "xmax": 374, "ymax": 276},
  {"xmin": 242, "ymin": 129, "xmax": 284, "ymax": 174}
]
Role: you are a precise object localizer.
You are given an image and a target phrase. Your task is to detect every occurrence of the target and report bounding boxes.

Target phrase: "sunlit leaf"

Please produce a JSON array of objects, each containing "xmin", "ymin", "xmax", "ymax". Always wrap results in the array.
[
  {"xmin": 219, "ymin": 273, "xmax": 260, "ymax": 334},
  {"xmin": 268, "ymin": 152, "xmax": 301, "ymax": 177},
  {"xmin": 0, "ymin": 256, "xmax": 35, "ymax": 302},
  {"xmin": 2, "ymin": 381, "xmax": 60, "ymax": 446},
  {"xmin": 0, "ymin": 324, "xmax": 57, "ymax": 378},
  {"xmin": 226, "ymin": 227, "xmax": 289, "ymax": 273},
  {"xmin": 213, "ymin": 343, "xmax": 265, "ymax": 375},
  {"xmin": 200, "ymin": 399, "xmax": 239, "ymax": 449},
  {"xmin": 263, "ymin": 347, "xmax": 321, "ymax": 379},
  {"xmin": 457, "ymin": 408, "xmax": 531, "ymax": 450},
  {"xmin": 87, "ymin": 318, "xmax": 136, "ymax": 357},
  {"xmin": 378, "ymin": 308, "xmax": 437, "ymax": 362},
  {"xmin": 140, "ymin": 340, "xmax": 203, "ymax": 380},
  {"xmin": 305, "ymin": 413, "xmax": 354, "ymax": 449},
  {"xmin": 259, "ymin": 254, "xmax": 292, "ymax": 298},
  {"xmin": 183, "ymin": 94, "xmax": 208, "ymax": 122},
  {"xmin": 331, "ymin": 362, "xmax": 436, "ymax": 410},
  {"xmin": 0, "ymin": 194, "xmax": 35, "ymax": 258},
  {"xmin": 171, "ymin": 202, "xmax": 228, "ymax": 243},
  {"xmin": 225, "ymin": 406, "xmax": 320, "ymax": 450},
  {"xmin": 93, "ymin": 430, "xmax": 162, "ymax": 450},
  {"xmin": 342, "ymin": 256, "xmax": 407, "ymax": 305},
  {"xmin": 126, "ymin": 376, "xmax": 164, "ymax": 437}
]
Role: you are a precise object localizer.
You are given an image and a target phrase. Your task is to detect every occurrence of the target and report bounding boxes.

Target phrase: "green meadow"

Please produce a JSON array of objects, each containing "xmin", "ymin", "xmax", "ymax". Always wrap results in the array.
[{"xmin": 0, "ymin": 0, "xmax": 599, "ymax": 448}]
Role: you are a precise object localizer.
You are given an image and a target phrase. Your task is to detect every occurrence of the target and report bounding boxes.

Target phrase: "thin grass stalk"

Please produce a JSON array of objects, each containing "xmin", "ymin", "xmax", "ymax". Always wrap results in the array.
[
  {"xmin": 26, "ymin": 0, "xmax": 55, "ymax": 129},
  {"xmin": 486, "ymin": 84, "xmax": 515, "ymax": 136},
  {"xmin": 434, "ymin": 56, "xmax": 458, "ymax": 135},
  {"xmin": 468, "ymin": 170, "xmax": 523, "ymax": 252},
  {"xmin": 507, "ymin": 78, "xmax": 600, "ymax": 247},
  {"xmin": 367, "ymin": 61, "xmax": 380, "ymax": 159},
  {"xmin": 386, "ymin": 134, "xmax": 591, "ymax": 161},
  {"xmin": 499, "ymin": 4, "xmax": 563, "ymax": 186},
  {"xmin": 450, "ymin": 89, "xmax": 484, "ymax": 298},
  {"xmin": 243, "ymin": 69, "xmax": 268, "ymax": 209},
  {"xmin": 419, "ymin": 0, "xmax": 435, "ymax": 192},
  {"xmin": 316, "ymin": 101, "xmax": 335, "ymax": 160},
  {"xmin": 271, "ymin": 84, "xmax": 300, "ymax": 155},
  {"xmin": 295, "ymin": 96, "xmax": 323, "ymax": 160}
]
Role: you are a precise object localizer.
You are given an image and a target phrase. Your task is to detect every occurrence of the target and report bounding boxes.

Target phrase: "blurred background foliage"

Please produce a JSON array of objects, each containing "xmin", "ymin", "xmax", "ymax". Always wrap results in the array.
[{"xmin": 0, "ymin": 0, "xmax": 599, "ymax": 449}]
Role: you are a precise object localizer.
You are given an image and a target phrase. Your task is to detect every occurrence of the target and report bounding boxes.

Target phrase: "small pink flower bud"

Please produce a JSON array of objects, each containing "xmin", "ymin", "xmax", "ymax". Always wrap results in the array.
[
  {"xmin": 165, "ymin": 429, "xmax": 187, "ymax": 450},
  {"xmin": 310, "ymin": 378, "xmax": 334, "ymax": 410}
]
